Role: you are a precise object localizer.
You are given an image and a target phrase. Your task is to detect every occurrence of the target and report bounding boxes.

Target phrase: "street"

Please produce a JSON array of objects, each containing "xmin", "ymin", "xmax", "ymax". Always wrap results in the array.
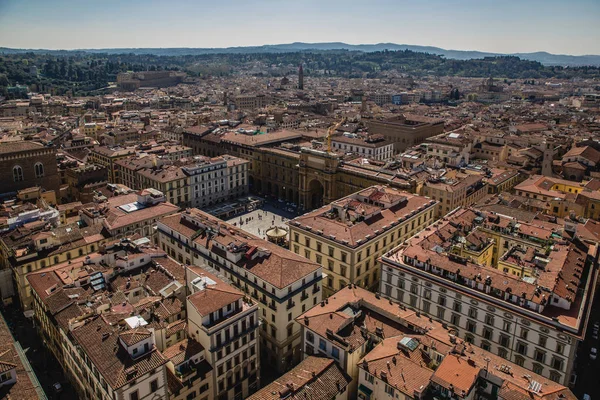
[
  {"xmin": 573, "ymin": 285, "xmax": 600, "ymax": 399},
  {"xmin": 1, "ymin": 305, "xmax": 78, "ymax": 400}
]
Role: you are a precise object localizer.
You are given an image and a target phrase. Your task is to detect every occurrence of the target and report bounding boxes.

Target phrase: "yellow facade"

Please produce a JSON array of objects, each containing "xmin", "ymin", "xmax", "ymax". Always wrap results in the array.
[{"xmin": 289, "ymin": 206, "xmax": 436, "ymax": 297}]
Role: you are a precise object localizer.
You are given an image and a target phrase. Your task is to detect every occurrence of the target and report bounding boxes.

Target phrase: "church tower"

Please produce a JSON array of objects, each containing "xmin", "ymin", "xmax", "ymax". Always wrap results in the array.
[{"xmin": 298, "ymin": 64, "xmax": 304, "ymax": 90}]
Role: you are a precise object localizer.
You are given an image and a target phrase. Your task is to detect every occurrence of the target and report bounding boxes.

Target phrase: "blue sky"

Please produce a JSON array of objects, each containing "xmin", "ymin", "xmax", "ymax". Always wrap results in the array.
[{"xmin": 0, "ymin": 0, "xmax": 599, "ymax": 55}]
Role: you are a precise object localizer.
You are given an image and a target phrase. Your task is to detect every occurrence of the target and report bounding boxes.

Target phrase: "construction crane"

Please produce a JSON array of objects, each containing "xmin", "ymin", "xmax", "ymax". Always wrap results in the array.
[{"xmin": 327, "ymin": 117, "xmax": 346, "ymax": 153}]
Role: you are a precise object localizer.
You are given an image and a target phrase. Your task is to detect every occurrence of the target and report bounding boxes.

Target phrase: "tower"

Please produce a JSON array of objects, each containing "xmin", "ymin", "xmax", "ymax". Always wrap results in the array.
[{"xmin": 298, "ymin": 64, "xmax": 304, "ymax": 90}]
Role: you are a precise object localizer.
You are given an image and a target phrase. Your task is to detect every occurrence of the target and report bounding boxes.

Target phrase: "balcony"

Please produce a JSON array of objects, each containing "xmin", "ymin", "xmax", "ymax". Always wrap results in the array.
[{"xmin": 286, "ymin": 301, "xmax": 296, "ymax": 310}]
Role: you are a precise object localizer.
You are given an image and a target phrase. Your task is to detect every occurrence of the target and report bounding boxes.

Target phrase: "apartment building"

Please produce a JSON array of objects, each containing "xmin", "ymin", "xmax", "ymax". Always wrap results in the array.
[
  {"xmin": 79, "ymin": 189, "xmax": 179, "ymax": 242},
  {"xmin": 137, "ymin": 165, "xmax": 191, "ymax": 207},
  {"xmin": 0, "ymin": 222, "xmax": 109, "ymax": 310},
  {"xmin": 379, "ymin": 207, "xmax": 599, "ymax": 385},
  {"xmin": 288, "ymin": 186, "xmax": 437, "ymax": 296},
  {"xmin": 366, "ymin": 114, "xmax": 444, "ymax": 153},
  {"xmin": 182, "ymin": 155, "xmax": 249, "ymax": 209},
  {"xmin": 233, "ymin": 94, "xmax": 271, "ymax": 110},
  {"xmin": 357, "ymin": 332, "xmax": 577, "ymax": 400},
  {"xmin": 186, "ymin": 266, "xmax": 259, "ymax": 400},
  {"xmin": 157, "ymin": 208, "xmax": 323, "ymax": 374},
  {"xmin": 331, "ymin": 134, "xmax": 394, "ymax": 161},
  {"xmin": 421, "ymin": 174, "xmax": 488, "ymax": 218},
  {"xmin": 88, "ymin": 145, "xmax": 136, "ymax": 183},
  {"xmin": 296, "ymin": 284, "xmax": 578, "ymax": 400},
  {"xmin": 25, "ymin": 238, "xmax": 223, "ymax": 400}
]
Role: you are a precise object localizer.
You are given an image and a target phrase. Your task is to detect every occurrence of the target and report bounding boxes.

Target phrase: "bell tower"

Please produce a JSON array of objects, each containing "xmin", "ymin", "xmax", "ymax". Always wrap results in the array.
[{"xmin": 298, "ymin": 64, "xmax": 304, "ymax": 90}]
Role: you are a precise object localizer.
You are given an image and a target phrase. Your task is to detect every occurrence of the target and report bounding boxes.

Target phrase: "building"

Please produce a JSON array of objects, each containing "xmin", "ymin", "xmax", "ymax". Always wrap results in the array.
[
  {"xmin": 0, "ymin": 141, "xmax": 60, "ymax": 197},
  {"xmin": 298, "ymin": 64, "xmax": 304, "ymax": 90},
  {"xmin": 288, "ymin": 186, "xmax": 437, "ymax": 296},
  {"xmin": 0, "ymin": 222, "xmax": 109, "ymax": 309},
  {"xmin": 233, "ymin": 95, "xmax": 271, "ymax": 110},
  {"xmin": 185, "ymin": 128, "xmax": 422, "ymax": 211},
  {"xmin": 117, "ymin": 70, "xmax": 185, "ymax": 91},
  {"xmin": 331, "ymin": 134, "xmax": 394, "ymax": 161},
  {"xmin": 366, "ymin": 114, "xmax": 444, "ymax": 153},
  {"xmin": 88, "ymin": 145, "xmax": 137, "ymax": 183},
  {"xmin": 186, "ymin": 266, "xmax": 260, "ymax": 399},
  {"xmin": 357, "ymin": 332, "xmax": 577, "ymax": 400},
  {"xmin": 247, "ymin": 356, "xmax": 351, "ymax": 400},
  {"xmin": 157, "ymin": 208, "xmax": 323, "ymax": 374},
  {"xmin": 421, "ymin": 174, "xmax": 488, "ymax": 218},
  {"xmin": 182, "ymin": 155, "xmax": 249, "ymax": 209},
  {"xmin": 80, "ymin": 189, "xmax": 179, "ymax": 241},
  {"xmin": 296, "ymin": 285, "xmax": 578, "ymax": 400},
  {"xmin": 0, "ymin": 311, "xmax": 46, "ymax": 399},
  {"xmin": 379, "ymin": 207, "xmax": 599, "ymax": 385}
]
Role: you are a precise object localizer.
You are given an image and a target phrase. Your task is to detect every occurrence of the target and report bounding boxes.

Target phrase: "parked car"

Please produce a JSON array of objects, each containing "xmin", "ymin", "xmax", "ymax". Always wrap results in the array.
[
  {"xmin": 582, "ymin": 394, "xmax": 591, "ymax": 400},
  {"xmin": 590, "ymin": 347, "xmax": 598, "ymax": 360},
  {"xmin": 53, "ymin": 382, "xmax": 63, "ymax": 393}
]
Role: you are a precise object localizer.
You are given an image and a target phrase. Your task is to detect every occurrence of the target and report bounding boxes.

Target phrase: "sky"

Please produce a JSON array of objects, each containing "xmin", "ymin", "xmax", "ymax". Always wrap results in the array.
[{"xmin": 0, "ymin": 0, "xmax": 599, "ymax": 55}]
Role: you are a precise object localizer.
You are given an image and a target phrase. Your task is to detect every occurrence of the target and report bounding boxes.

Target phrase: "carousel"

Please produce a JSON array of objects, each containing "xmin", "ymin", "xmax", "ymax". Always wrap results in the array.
[{"xmin": 265, "ymin": 225, "xmax": 288, "ymax": 247}]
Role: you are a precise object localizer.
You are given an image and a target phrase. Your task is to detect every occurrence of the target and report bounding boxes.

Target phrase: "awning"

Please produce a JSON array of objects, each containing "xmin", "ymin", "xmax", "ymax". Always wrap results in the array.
[{"xmin": 358, "ymin": 384, "xmax": 373, "ymax": 396}]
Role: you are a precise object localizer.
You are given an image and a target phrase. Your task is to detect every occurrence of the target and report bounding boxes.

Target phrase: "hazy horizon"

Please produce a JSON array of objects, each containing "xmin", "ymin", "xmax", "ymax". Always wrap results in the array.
[{"xmin": 1, "ymin": 0, "xmax": 599, "ymax": 56}]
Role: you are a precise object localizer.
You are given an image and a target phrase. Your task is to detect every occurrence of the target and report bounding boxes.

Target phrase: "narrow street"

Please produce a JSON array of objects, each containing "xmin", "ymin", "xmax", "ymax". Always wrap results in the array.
[
  {"xmin": 573, "ymin": 286, "xmax": 600, "ymax": 399},
  {"xmin": 1, "ymin": 305, "xmax": 78, "ymax": 400}
]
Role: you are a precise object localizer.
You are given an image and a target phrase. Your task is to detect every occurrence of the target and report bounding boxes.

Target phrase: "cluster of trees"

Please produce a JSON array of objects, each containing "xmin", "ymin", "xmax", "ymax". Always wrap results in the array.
[{"xmin": 1, "ymin": 49, "xmax": 598, "ymax": 98}]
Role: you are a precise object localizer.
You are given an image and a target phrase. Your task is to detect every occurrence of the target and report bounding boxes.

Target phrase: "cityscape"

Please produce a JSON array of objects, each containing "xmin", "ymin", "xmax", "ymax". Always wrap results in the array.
[{"xmin": 0, "ymin": 1, "xmax": 599, "ymax": 400}]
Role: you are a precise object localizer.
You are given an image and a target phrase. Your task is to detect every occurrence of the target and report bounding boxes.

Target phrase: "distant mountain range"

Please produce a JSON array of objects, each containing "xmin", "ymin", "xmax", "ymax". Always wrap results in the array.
[{"xmin": 2, "ymin": 42, "xmax": 599, "ymax": 67}]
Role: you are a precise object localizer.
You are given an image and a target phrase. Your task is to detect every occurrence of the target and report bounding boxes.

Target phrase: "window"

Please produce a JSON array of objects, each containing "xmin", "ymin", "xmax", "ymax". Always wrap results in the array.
[
  {"xmin": 150, "ymin": 379, "xmax": 158, "ymax": 392},
  {"xmin": 549, "ymin": 371, "xmax": 562, "ymax": 383},
  {"xmin": 514, "ymin": 356, "xmax": 525, "ymax": 367},
  {"xmin": 306, "ymin": 331, "xmax": 315, "ymax": 343},
  {"xmin": 450, "ymin": 314, "xmax": 460, "ymax": 326},
  {"xmin": 556, "ymin": 342, "xmax": 565, "ymax": 355},
  {"xmin": 502, "ymin": 321, "xmax": 511, "ymax": 332},
  {"xmin": 34, "ymin": 162, "xmax": 44, "ymax": 178},
  {"xmin": 485, "ymin": 314, "xmax": 494, "ymax": 326},
  {"xmin": 482, "ymin": 327, "xmax": 493, "ymax": 340},
  {"xmin": 516, "ymin": 341, "xmax": 528, "ymax": 356},
  {"xmin": 365, "ymin": 372, "xmax": 374, "ymax": 384},
  {"xmin": 520, "ymin": 328, "xmax": 529, "ymax": 340},
  {"xmin": 385, "ymin": 385, "xmax": 395, "ymax": 396},
  {"xmin": 437, "ymin": 307, "xmax": 445, "ymax": 320},
  {"xmin": 468, "ymin": 307, "xmax": 478, "ymax": 319},
  {"xmin": 532, "ymin": 363, "xmax": 544, "ymax": 375},
  {"xmin": 13, "ymin": 165, "xmax": 23, "ymax": 182},
  {"xmin": 498, "ymin": 347, "xmax": 508, "ymax": 359},
  {"xmin": 551, "ymin": 357, "xmax": 564, "ymax": 371},
  {"xmin": 319, "ymin": 339, "xmax": 326, "ymax": 351},
  {"xmin": 538, "ymin": 336, "xmax": 547, "ymax": 347},
  {"xmin": 534, "ymin": 349, "xmax": 546, "ymax": 364},
  {"xmin": 422, "ymin": 301, "xmax": 430, "ymax": 314},
  {"xmin": 466, "ymin": 320, "xmax": 477, "ymax": 333},
  {"xmin": 130, "ymin": 391, "xmax": 139, "ymax": 400},
  {"xmin": 499, "ymin": 334, "xmax": 510, "ymax": 348},
  {"xmin": 331, "ymin": 346, "xmax": 340, "ymax": 359}
]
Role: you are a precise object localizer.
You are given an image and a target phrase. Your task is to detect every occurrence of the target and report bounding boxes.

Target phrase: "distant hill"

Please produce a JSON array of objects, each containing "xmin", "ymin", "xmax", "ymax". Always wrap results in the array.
[{"xmin": 1, "ymin": 42, "xmax": 598, "ymax": 67}]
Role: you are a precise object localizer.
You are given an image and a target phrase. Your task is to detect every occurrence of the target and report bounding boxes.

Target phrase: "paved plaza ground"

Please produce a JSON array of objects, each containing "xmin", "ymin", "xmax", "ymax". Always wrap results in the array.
[{"xmin": 225, "ymin": 200, "xmax": 297, "ymax": 240}]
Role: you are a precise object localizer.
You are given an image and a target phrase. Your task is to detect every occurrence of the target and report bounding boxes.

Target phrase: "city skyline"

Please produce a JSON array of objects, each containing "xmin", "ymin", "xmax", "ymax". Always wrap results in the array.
[{"xmin": 0, "ymin": 0, "xmax": 599, "ymax": 55}]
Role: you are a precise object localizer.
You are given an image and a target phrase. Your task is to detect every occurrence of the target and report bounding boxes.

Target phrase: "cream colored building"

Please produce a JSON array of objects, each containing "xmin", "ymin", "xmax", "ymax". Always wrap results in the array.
[
  {"xmin": 186, "ymin": 267, "xmax": 260, "ymax": 400},
  {"xmin": 288, "ymin": 186, "xmax": 437, "ymax": 296},
  {"xmin": 157, "ymin": 208, "xmax": 323, "ymax": 374},
  {"xmin": 379, "ymin": 207, "xmax": 599, "ymax": 385}
]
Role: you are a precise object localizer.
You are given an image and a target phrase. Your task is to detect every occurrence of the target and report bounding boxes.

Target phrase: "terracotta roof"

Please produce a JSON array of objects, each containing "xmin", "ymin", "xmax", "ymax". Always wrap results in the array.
[
  {"xmin": 248, "ymin": 356, "xmax": 351, "ymax": 400},
  {"xmin": 71, "ymin": 317, "xmax": 167, "ymax": 390}
]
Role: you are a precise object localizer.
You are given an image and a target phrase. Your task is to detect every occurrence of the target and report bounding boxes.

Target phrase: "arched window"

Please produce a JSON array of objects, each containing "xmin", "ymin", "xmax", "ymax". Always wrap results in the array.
[
  {"xmin": 34, "ymin": 162, "xmax": 44, "ymax": 178},
  {"xmin": 13, "ymin": 166, "xmax": 23, "ymax": 182}
]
